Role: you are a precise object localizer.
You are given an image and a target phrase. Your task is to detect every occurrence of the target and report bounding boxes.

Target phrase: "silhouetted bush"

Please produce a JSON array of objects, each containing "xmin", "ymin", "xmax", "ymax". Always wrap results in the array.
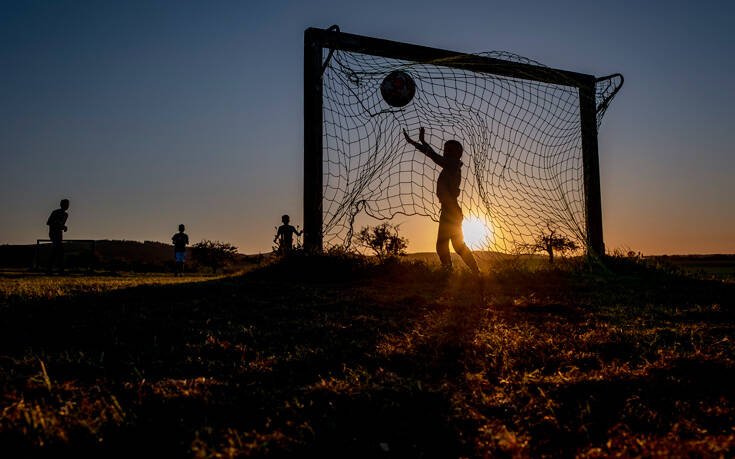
[
  {"xmin": 353, "ymin": 223, "xmax": 408, "ymax": 260},
  {"xmin": 192, "ymin": 240, "xmax": 238, "ymax": 273},
  {"xmin": 251, "ymin": 247, "xmax": 372, "ymax": 282}
]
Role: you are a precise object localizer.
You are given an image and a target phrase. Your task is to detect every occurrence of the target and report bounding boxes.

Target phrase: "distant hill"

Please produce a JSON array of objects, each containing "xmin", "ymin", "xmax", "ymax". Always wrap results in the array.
[
  {"xmin": 0, "ymin": 240, "xmax": 255, "ymax": 270},
  {"xmin": 405, "ymin": 252, "xmax": 735, "ymax": 278},
  {"xmin": 644, "ymin": 254, "xmax": 735, "ymax": 279},
  {"xmin": 1, "ymin": 242, "xmax": 733, "ymax": 277}
]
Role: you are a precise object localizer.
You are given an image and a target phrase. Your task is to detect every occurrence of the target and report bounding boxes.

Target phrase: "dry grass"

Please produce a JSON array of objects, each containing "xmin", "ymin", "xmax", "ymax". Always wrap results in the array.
[
  {"xmin": 0, "ymin": 270, "xmax": 225, "ymax": 303},
  {"xmin": 0, "ymin": 256, "xmax": 733, "ymax": 457}
]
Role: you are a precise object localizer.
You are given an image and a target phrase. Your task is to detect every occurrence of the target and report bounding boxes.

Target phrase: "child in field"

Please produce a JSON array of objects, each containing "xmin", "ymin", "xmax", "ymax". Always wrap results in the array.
[
  {"xmin": 46, "ymin": 198, "xmax": 70, "ymax": 273},
  {"xmin": 274, "ymin": 215, "xmax": 302, "ymax": 255},
  {"xmin": 172, "ymin": 224, "xmax": 189, "ymax": 276},
  {"xmin": 404, "ymin": 127, "xmax": 479, "ymax": 274}
]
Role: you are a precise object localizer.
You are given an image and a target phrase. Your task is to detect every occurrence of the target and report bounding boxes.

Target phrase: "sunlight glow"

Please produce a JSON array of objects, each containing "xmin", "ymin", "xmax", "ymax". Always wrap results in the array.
[{"xmin": 462, "ymin": 216, "xmax": 494, "ymax": 250}]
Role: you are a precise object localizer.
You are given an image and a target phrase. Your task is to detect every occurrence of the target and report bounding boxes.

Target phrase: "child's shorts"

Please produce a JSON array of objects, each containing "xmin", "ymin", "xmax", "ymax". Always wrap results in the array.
[{"xmin": 175, "ymin": 252, "xmax": 186, "ymax": 262}]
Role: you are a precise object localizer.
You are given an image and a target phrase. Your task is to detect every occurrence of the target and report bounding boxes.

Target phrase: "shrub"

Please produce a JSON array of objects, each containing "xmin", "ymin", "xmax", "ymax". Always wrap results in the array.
[
  {"xmin": 192, "ymin": 240, "xmax": 238, "ymax": 273},
  {"xmin": 353, "ymin": 223, "xmax": 408, "ymax": 261}
]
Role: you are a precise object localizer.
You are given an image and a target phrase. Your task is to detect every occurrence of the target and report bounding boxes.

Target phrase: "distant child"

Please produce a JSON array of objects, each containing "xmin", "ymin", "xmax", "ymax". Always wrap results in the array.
[
  {"xmin": 274, "ymin": 215, "xmax": 302, "ymax": 254},
  {"xmin": 46, "ymin": 199, "xmax": 70, "ymax": 273},
  {"xmin": 172, "ymin": 224, "xmax": 189, "ymax": 276},
  {"xmin": 404, "ymin": 127, "xmax": 479, "ymax": 274}
]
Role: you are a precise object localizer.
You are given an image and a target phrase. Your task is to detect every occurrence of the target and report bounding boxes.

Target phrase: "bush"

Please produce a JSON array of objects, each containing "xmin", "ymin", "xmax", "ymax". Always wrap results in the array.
[
  {"xmin": 250, "ymin": 247, "xmax": 372, "ymax": 282},
  {"xmin": 192, "ymin": 240, "xmax": 238, "ymax": 273},
  {"xmin": 353, "ymin": 223, "xmax": 408, "ymax": 261}
]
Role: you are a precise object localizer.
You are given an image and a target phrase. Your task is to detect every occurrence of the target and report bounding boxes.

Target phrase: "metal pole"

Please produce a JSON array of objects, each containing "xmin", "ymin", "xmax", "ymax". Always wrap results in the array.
[
  {"xmin": 579, "ymin": 83, "xmax": 605, "ymax": 256},
  {"xmin": 303, "ymin": 29, "xmax": 324, "ymax": 252},
  {"xmin": 34, "ymin": 239, "xmax": 40, "ymax": 269}
]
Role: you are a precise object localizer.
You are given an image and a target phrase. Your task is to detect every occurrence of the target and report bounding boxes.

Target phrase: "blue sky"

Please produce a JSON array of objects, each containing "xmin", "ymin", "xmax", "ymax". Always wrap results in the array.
[{"xmin": 1, "ymin": 0, "xmax": 733, "ymax": 254}]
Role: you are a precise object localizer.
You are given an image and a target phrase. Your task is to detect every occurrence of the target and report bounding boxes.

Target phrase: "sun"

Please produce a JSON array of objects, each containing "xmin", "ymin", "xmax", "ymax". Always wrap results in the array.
[{"xmin": 462, "ymin": 216, "xmax": 493, "ymax": 250}]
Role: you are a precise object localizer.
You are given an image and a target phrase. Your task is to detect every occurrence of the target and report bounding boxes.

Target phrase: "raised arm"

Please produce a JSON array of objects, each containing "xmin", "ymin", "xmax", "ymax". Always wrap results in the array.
[{"xmin": 403, "ymin": 127, "xmax": 447, "ymax": 168}]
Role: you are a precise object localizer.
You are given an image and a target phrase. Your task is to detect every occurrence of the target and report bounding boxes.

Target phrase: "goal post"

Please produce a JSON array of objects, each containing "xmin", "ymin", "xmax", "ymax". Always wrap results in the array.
[
  {"xmin": 304, "ymin": 26, "xmax": 620, "ymax": 256},
  {"xmin": 304, "ymin": 33, "xmax": 323, "ymax": 255},
  {"xmin": 579, "ymin": 84, "xmax": 604, "ymax": 256},
  {"xmin": 303, "ymin": 31, "xmax": 324, "ymax": 253}
]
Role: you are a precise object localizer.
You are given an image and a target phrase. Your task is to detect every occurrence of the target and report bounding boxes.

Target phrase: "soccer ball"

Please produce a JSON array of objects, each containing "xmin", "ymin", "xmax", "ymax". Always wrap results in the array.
[{"xmin": 380, "ymin": 71, "xmax": 416, "ymax": 107}]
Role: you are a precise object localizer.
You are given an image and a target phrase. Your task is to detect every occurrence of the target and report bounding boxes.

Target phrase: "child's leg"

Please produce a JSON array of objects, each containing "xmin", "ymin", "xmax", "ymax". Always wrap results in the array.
[
  {"xmin": 58, "ymin": 241, "xmax": 65, "ymax": 272},
  {"xmin": 175, "ymin": 253, "xmax": 184, "ymax": 276},
  {"xmin": 436, "ymin": 220, "xmax": 452, "ymax": 269},
  {"xmin": 451, "ymin": 229, "xmax": 480, "ymax": 274},
  {"xmin": 48, "ymin": 240, "xmax": 62, "ymax": 272}
]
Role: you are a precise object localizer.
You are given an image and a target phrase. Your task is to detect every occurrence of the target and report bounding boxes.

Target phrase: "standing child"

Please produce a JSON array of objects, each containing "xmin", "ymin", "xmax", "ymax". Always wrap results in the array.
[
  {"xmin": 274, "ymin": 215, "xmax": 302, "ymax": 255},
  {"xmin": 46, "ymin": 199, "xmax": 70, "ymax": 273},
  {"xmin": 404, "ymin": 127, "xmax": 479, "ymax": 274},
  {"xmin": 172, "ymin": 224, "xmax": 189, "ymax": 276}
]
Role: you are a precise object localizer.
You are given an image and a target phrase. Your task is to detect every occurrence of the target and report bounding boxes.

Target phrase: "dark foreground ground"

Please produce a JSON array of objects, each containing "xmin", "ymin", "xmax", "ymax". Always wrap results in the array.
[{"xmin": 0, "ymin": 255, "xmax": 734, "ymax": 457}]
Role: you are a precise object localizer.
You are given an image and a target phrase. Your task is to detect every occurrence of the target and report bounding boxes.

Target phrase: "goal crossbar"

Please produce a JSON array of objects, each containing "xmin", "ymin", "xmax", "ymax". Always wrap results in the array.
[
  {"xmin": 306, "ymin": 27, "xmax": 596, "ymax": 89},
  {"xmin": 304, "ymin": 26, "xmax": 608, "ymax": 256}
]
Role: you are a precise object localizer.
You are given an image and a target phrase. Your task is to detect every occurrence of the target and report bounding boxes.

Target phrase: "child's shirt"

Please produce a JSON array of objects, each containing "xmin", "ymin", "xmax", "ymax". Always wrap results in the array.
[
  {"xmin": 277, "ymin": 225, "xmax": 298, "ymax": 246},
  {"xmin": 172, "ymin": 232, "xmax": 189, "ymax": 253},
  {"xmin": 424, "ymin": 146, "xmax": 463, "ymax": 208},
  {"xmin": 46, "ymin": 208, "xmax": 68, "ymax": 240}
]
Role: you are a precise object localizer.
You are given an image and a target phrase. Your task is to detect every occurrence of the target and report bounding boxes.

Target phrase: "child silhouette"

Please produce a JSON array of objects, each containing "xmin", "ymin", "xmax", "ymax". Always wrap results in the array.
[
  {"xmin": 46, "ymin": 199, "xmax": 70, "ymax": 273},
  {"xmin": 274, "ymin": 215, "xmax": 302, "ymax": 255},
  {"xmin": 404, "ymin": 127, "xmax": 479, "ymax": 274},
  {"xmin": 172, "ymin": 224, "xmax": 189, "ymax": 276}
]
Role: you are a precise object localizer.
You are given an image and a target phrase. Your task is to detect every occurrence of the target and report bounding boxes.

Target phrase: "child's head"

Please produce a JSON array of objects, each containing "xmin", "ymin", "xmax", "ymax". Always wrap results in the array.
[
  {"xmin": 178, "ymin": 224, "xmax": 185, "ymax": 232},
  {"xmin": 444, "ymin": 140, "xmax": 463, "ymax": 159},
  {"xmin": 60, "ymin": 199, "xmax": 70, "ymax": 210},
  {"xmin": 281, "ymin": 214, "xmax": 290, "ymax": 224}
]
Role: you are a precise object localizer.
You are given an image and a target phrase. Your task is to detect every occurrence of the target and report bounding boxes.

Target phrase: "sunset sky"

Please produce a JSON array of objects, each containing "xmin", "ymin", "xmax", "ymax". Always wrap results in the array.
[{"xmin": 1, "ymin": 0, "xmax": 733, "ymax": 255}]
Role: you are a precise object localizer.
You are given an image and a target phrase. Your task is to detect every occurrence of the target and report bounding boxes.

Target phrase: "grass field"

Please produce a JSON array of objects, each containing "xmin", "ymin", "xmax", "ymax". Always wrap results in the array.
[
  {"xmin": 0, "ymin": 255, "xmax": 733, "ymax": 457},
  {"xmin": 0, "ymin": 270, "xmax": 225, "ymax": 303},
  {"xmin": 645, "ymin": 255, "xmax": 735, "ymax": 280}
]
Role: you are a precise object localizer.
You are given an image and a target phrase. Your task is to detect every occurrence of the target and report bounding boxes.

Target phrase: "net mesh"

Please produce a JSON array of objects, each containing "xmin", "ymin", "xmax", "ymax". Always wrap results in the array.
[{"xmin": 321, "ymin": 49, "xmax": 622, "ymax": 253}]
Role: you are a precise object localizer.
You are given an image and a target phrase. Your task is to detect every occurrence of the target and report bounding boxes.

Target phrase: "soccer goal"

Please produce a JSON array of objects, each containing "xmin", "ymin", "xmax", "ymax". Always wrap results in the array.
[
  {"xmin": 304, "ymin": 26, "xmax": 623, "ymax": 256},
  {"xmin": 33, "ymin": 239, "xmax": 97, "ymax": 269}
]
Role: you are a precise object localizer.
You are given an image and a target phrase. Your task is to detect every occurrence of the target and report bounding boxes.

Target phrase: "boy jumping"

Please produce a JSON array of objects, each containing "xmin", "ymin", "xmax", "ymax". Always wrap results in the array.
[
  {"xmin": 172, "ymin": 224, "xmax": 189, "ymax": 276},
  {"xmin": 274, "ymin": 215, "xmax": 302, "ymax": 255},
  {"xmin": 404, "ymin": 127, "xmax": 479, "ymax": 274}
]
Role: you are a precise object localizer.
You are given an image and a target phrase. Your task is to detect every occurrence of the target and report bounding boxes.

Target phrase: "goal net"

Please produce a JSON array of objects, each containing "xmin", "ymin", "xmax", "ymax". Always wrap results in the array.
[{"xmin": 317, "ymin": 34, "xmax": 622, "ymax": 255}]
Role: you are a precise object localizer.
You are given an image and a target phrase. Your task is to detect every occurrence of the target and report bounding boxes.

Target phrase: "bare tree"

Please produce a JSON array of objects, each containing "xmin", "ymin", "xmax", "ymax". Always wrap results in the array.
[{"xmin": 518, "ymin": 224, "xmax": 579, "ymax": 264}]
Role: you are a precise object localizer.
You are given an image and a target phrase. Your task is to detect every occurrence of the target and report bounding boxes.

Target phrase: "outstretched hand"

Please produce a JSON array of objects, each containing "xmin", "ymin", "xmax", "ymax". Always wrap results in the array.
[
  {"xmin": 404, "ymin": 127, "xmax": 428, "ymax": 143},
  {"xmin": 404, "ymin": 127, "xmax": 430, "ymax": 153}
]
